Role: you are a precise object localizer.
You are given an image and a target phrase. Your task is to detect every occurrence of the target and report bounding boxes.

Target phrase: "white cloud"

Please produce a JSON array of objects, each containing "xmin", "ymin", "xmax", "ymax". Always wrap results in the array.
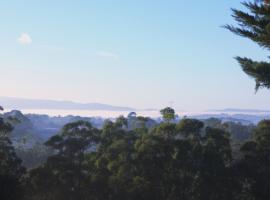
[
  {"xmin": 17, "ymin": 33, "xmax": 32, "ymax": 45},
  {"xmin": 96, "ymin": 51, "xmax": 119, "ymax": 60}
]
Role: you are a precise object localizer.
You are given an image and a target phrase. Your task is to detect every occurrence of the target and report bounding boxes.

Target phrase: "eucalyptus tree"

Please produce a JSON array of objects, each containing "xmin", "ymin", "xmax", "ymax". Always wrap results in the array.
[{"xmin": 160, "ymin": 107, "xmax": 175, "ymax": 123}]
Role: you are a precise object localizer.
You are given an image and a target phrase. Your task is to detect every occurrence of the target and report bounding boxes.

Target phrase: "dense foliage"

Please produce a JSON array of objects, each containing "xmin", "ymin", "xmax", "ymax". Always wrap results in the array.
[
  {"xmin": 0, "ymin": 112, "xmax": 25, "ymax": 200},
  {"xmin": 1, "ymin": 107, "xmax": 270, "ymax": 200}
]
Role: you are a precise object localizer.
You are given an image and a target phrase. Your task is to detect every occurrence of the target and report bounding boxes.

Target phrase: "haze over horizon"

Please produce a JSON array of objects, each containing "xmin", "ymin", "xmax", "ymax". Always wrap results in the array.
[
  {"xmin": 2, "ymin": 96, "xmax": 270, "ymax": 118},
  {"xmin": 2, "ymin": 1, "xmax": 270, "ymax": 111}
]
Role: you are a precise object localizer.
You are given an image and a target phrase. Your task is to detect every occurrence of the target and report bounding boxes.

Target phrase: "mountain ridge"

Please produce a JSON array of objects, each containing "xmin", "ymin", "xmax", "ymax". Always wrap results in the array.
[{"xmin": 0, "ymin": 96, "xmax": 135, "ymax": 111}]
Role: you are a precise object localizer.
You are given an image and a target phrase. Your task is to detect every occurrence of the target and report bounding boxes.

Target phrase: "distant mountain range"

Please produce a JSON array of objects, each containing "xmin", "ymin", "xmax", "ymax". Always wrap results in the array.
[
  {"xmin": 2, "ymin": 96, "xmax": 270, "ymax": 119},
  {"xmin": 0, "ymin": 96, "xmax": 135, "ymax": 111}
]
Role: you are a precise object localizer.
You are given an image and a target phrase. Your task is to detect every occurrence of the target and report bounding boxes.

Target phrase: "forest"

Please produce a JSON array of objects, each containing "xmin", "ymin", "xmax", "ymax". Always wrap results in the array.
[
  {"xmin": 1, "ymin": 0, "xmax": 270, "ymax": 200},
  {"xmin": 1, "ymin": 106, "xmax": 270, "ymax": 200}
]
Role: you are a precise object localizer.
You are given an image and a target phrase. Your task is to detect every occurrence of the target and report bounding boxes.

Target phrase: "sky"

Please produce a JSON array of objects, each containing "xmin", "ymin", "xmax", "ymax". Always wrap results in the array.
[{"xmin": 1, "ymin": 0, "xmax": 270, "ymax": 111}]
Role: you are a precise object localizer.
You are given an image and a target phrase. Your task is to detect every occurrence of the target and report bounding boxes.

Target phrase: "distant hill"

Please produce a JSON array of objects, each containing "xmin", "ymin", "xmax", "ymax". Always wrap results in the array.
[
  {"xmin": 208, "ymin": 108, "xmax": 270, "ymax": 113},
  {"xmin": 3, "ymin": 110, "xmax": 106, "ymax": 143},
  {"xmin": 0, "ymin": 96, "xmax": 135, "ymax": 111},
  {"xmin": 191, "ymin": 113, "xmax": 266, "ymax": 125}
]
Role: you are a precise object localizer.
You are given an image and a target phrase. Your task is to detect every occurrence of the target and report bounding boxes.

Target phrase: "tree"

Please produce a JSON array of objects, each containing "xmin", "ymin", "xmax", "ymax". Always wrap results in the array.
[
  {"xmin": 193, "ymin": 127, "xmax": 236, "ymax": 200},
  {"xmin": 236, "ymin": 120, "xmax": 270, "ymax": 200},
  {"xmin": 26, "ymin": 121, "xmax": 100, "ymax": 200},
  {"xmin": 160, "ymin": 107, "xmax": 175, "ymax": 123},
  {"xmin": 115, "ymin": 115, "xmax": 128, "ymax": 130},
  {"xmin": 127, "ymin": 112, "xmax": 137, "ymax": 119},
  {"xmin": 21, "ymin": 112, "xmax": 256, "ymax": 200},
  {"xmin": 226, "ymin": 2, "xmax": 270, "ymax": 198},
  {"xmin": 0, "ymin": 109, "xmax": 25, "ymax": 200},
  {"xmin": 254, "ymin": 119, "xmax": 270, "ymax": 148},
  {"xmin": 177, "ymin": 118, "xmax": 204, "ymax": 138},
  {"xmin": 226, "ymin": 0, "xmax": 270, "ymax": 91}
]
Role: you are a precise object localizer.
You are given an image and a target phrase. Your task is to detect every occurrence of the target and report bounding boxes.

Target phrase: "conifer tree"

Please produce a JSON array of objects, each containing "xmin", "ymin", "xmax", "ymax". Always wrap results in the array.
[{"xmin": 226, "ymin": 0, "xmax": 270, "ymax": 91}]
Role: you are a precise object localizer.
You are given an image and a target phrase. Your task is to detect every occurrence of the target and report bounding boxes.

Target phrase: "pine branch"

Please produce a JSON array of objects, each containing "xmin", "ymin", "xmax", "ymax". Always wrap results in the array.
[{"xmin": 236, "ymin": 57, "xmax": 270, "ymax": 90}]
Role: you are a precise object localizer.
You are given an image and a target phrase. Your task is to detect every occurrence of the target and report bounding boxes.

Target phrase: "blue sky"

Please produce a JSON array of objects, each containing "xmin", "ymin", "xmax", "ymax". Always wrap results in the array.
[{"xmin": 1, "ymin": 0, "xmax": 270, "ymax": 111}]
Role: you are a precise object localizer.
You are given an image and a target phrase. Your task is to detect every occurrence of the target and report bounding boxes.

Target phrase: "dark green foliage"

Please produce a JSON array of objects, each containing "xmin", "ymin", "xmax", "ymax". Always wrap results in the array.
[
  {"xmin": 24, "ymin": 114, "xmax": 244, "ymax": 200},
  {"xmin": 203, "ymin": 118, "xmax": 254, "ymax": 141},
  {"xmin": 0, "ymin": 137, "xmax": 26, "ymax": 200},
  {"xmin": 0, "ymin": 110, "xmax": 25, "ymax": 200},
  {"xmin": 226, "ymin": 0, "xmax": 270, "ymax": 90},
  {"xmin": 1, "ymin": 107, "xmax": 270, "ymax": 200},
  {"xmin": 160, "ymin": 107, "xmax": 175, "ymax": 123},
  {"xmin": 254, "ymin": 119, "xmax": 270, "ymax": 148},
  {"xmin": 177, "ymin": 118, "xmax": 204, "ymax": 138},
  {"xmin": 236, "ymin": 120, "xmax": 270, "ymax": 200},
  {"xmin": 26, "ymin": 121, "xmax": 100, "ymax": 200}
]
